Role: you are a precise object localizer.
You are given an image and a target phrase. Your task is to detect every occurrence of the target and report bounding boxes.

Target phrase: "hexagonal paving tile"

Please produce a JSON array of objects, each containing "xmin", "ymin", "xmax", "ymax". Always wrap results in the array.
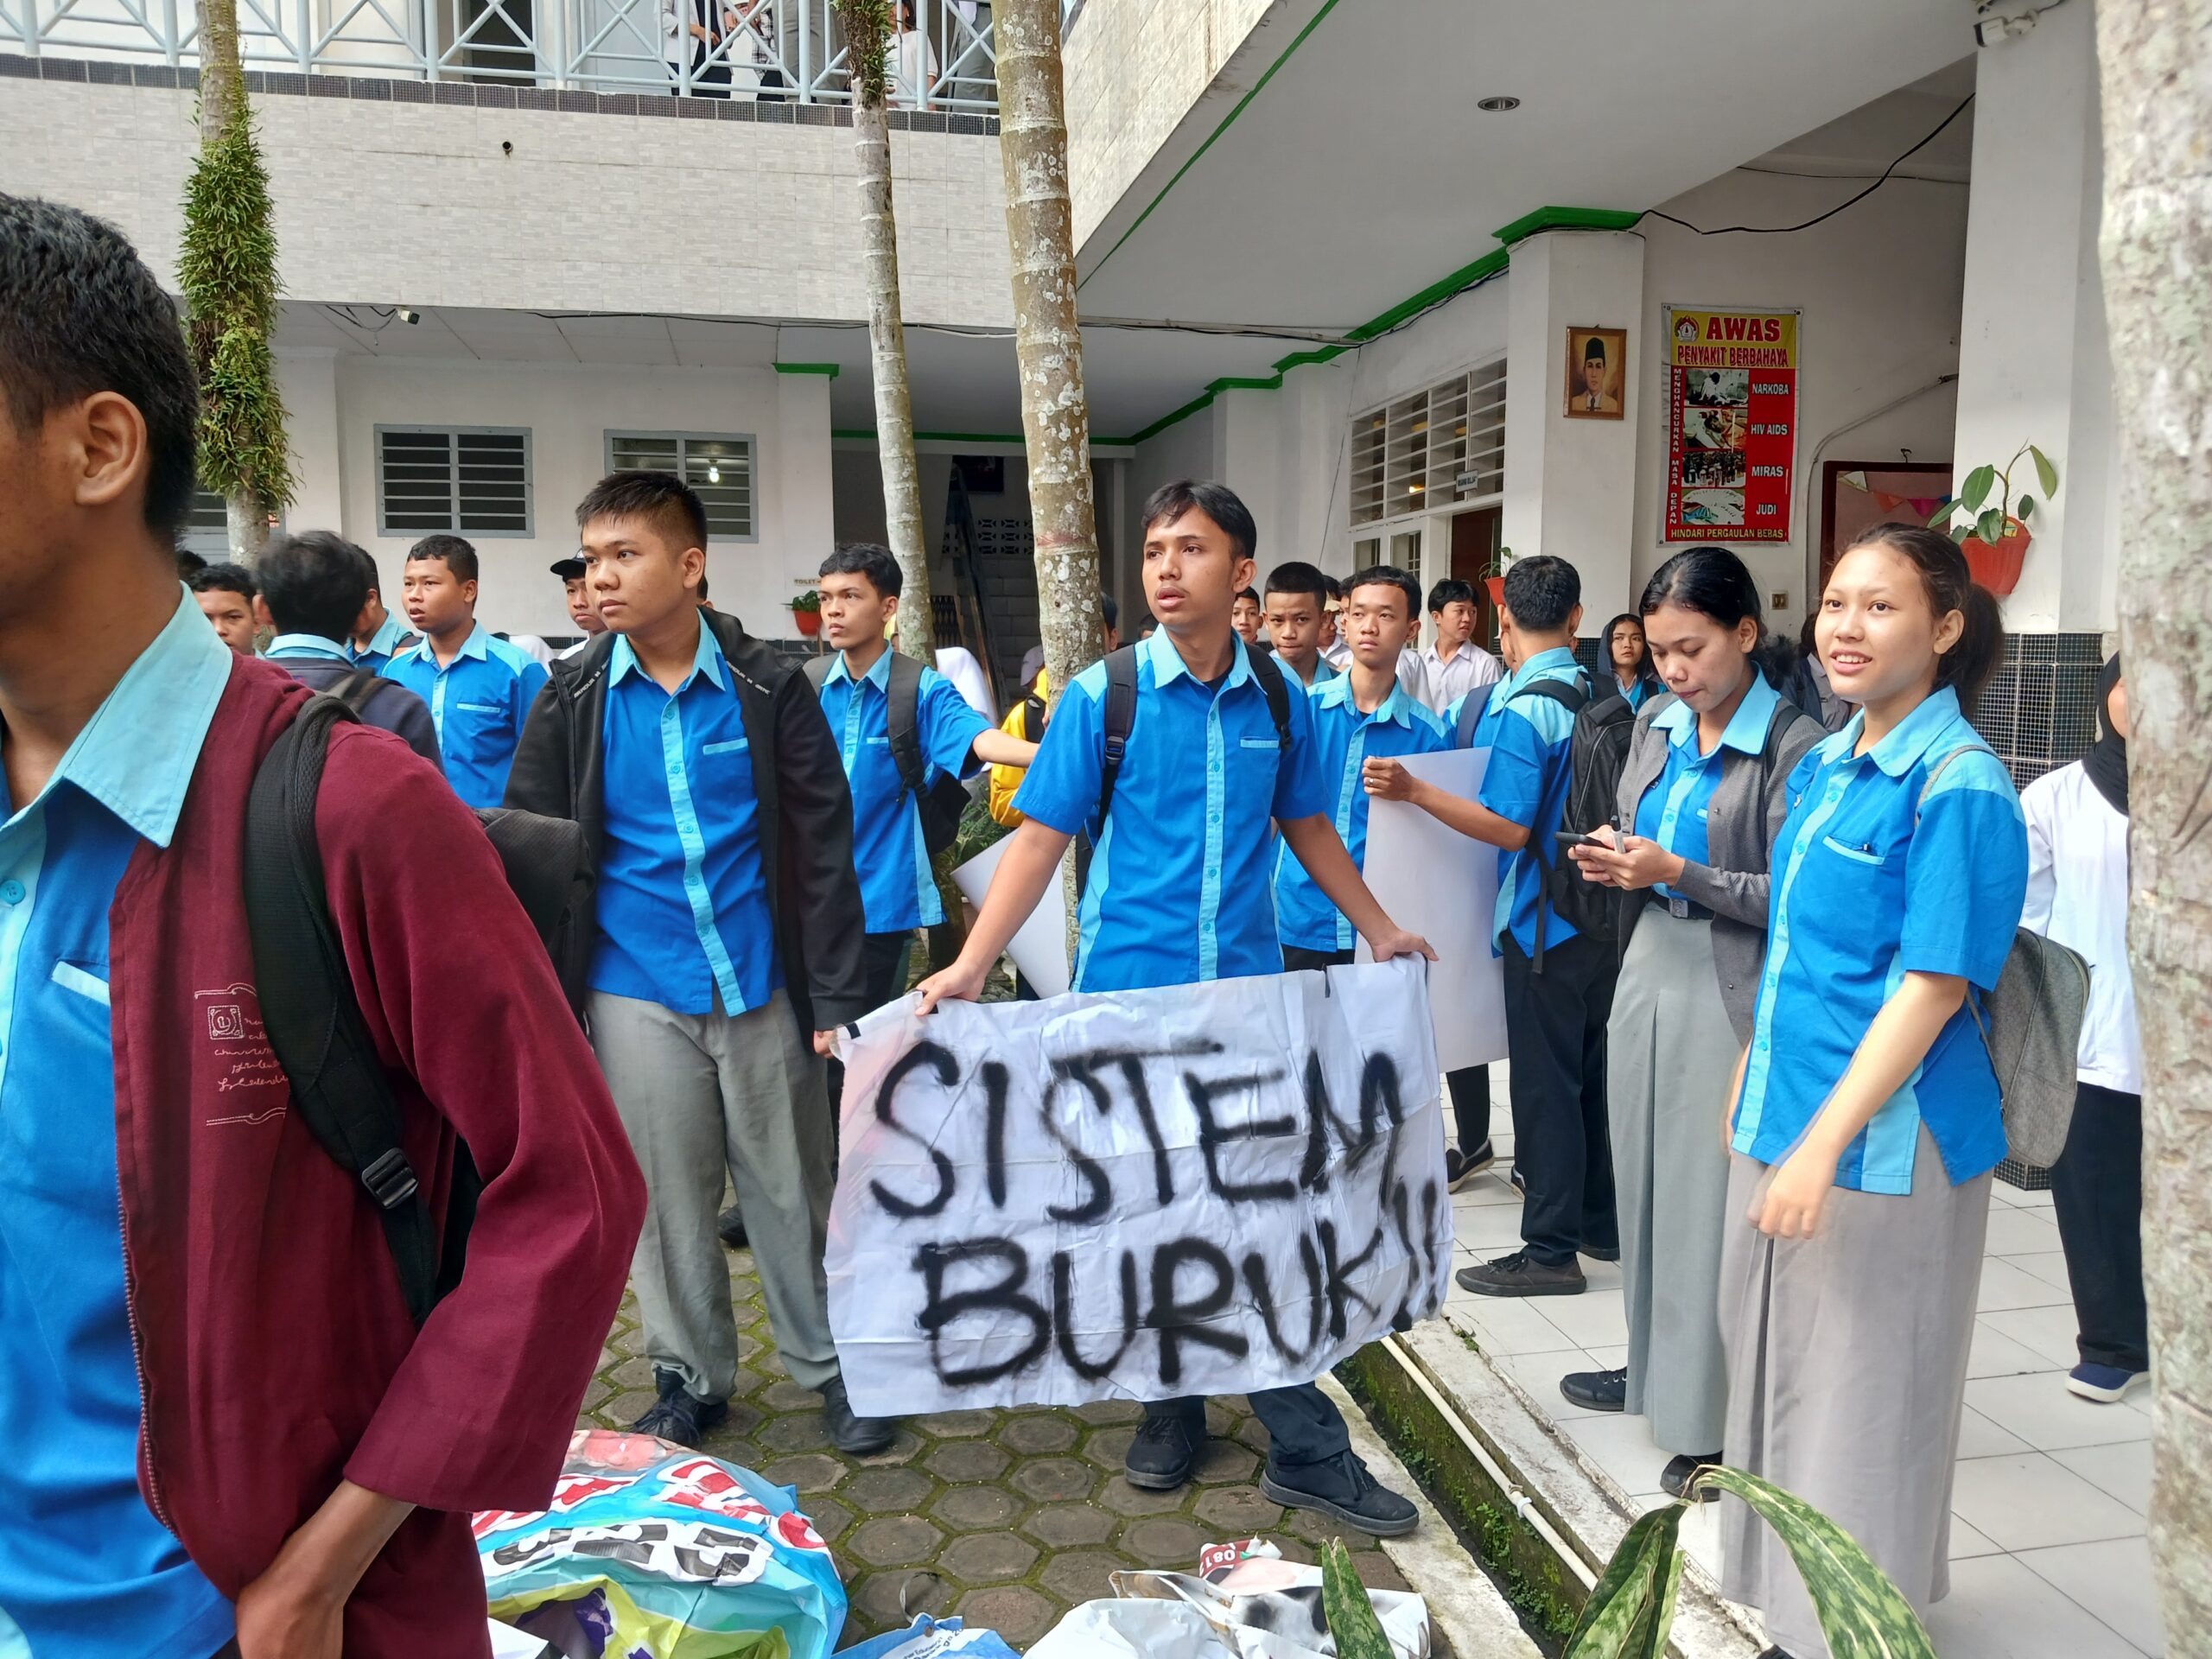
[
  {"xmin": 760, "ymin": 1378, "xmax": 821, "ymax": 1414},
  {"xmin": 953, "ymin": 1586, "xmax": 1059, "ymax": 1649},
  {"xmin": 937, "ymin": 1530, "xmax": 1040, "ymax": 1584},
  {"xmin": 1007, "ymin": 1456, "xmax": 1096, "ymax": 1504},
  {"xmin": 1068, "ymin": 1399, "xmax": 1143, "ymax": 1425},
  {"xmin": 1022, "ymin": 1501, "xmax": 1117, "ymax": 1549},
  {"xmin": 754, "ymin": 1413, "xmax": 833, "ymax": 1456},
  {"xmin": 761, "ymin": 1453, "xmax": 845, "ymax": 1496},
  {"xmin": 842, "ymin": 1465, "xmax": 935, "ymax": 1513},
  {"xmin": 1038, "ymin": 1548, "xmax": 1128, "ymax": 1605},
  {"xmin": 1192, "ymin": 1483, "xmax": 1285, "ymax": 1534},
  {"xmin": 923, "ymin": 1439, "xmax": 1011, "ymax": 1484},
  {"xmin": 1079, "ymin": 1424, "xmax": 1137, "ymax": 1471},
  {"xmin": 930, "ymin": 1484, "xmax": 1022, "ymax": 1533},
  {"xmin": 912, "ymin": 1408, "xmax": 998, "ymax": 1439},
  {"xmin": 847, "ymin": 1515, "xmax": 944, "ymax": 1568},
  {"xmin": 996, "ymin": 1413, "xmax": 1079, "ymax": 1455},
  {"xmin": 850, "ymin": 1567, "xmax": 955, "ymax": 1632},
  {"xmin": 1098, "ymin": 1476, "xmax": 1190, "ymax": 1517},
  {"xmin": 1192, "ymin": 1440, "xmax": 1260, "ymax": 1484},
  {"xmin": 1120, "ymin": 1516, "xmax": 1211, "ymax": 1568},
  {"xmin": 803, "ymin": 1495, "xmax": 855, "ymax": 1545}
]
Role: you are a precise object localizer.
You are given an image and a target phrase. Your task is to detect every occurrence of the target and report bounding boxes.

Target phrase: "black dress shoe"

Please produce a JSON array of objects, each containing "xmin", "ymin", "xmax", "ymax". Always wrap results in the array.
[
  {"xmin": 1261, "ymin": 1452, "xmax": 1418, "ymax": 1538},
  {"xmin": 821, "ymin": 1376, "xmax": 895, "ymax": 1456},
  {"xmin": 1456, "ymin": 1249, "xmax": 1586, "ymax": 1298},
  {"xmin": 717, "ymin": 1205, "xmax": 747, "ymax": 1250},
  {"xmin": 1560, "ymin": 1366, "xmax": 1628, "ymax": 1412},
  {"xmin": 1123, "ymin": 1412, "xmax": 1199, "ymax": 1491},
  {"xmin": 1446, "ymin": 1141, "xmax": 1495, "ymax": 1190},
  {"xmin": 1662, "ymin": 1452, "xmax": 1722, "ymax": 1502},
  {"xmin": 630, "ymin": 1368, "xmax": 728, "ymax": 1449}
]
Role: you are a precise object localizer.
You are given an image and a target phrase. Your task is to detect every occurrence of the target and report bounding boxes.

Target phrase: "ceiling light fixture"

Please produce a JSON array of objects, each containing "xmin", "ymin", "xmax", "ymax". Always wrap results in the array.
[{"xmin": 1476, "ymin": 95, "xmax": 1520, "ymax": 112}]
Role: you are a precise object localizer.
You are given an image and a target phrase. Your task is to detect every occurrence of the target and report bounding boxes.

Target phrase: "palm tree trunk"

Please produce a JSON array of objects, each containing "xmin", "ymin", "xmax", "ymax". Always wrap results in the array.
[
  {"xmin": 836, "ymin": 0, "xmax": 935, "ymax": 661},
  {"xmin": 2094, "ymin": 3, "xmax": 2212, "ymax": 1646},
  {"xmin": 995, "ymin": 0, "xmax": 1101, "ymax": 949}
]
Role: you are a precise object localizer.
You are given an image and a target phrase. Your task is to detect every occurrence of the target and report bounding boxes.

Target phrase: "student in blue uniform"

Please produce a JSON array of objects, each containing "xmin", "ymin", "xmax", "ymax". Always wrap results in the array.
[
  {"xmin": 811, "ymin": 542, "xmax": 1037, "ymax": 1078},
  {"xmin": 385, "ymin": 534, "xmax": 549, "ymax": 807},
  {"xmin": 348, "ymin": 548, "xmax": 414, "ymax": 671},
  {"xmin": 916, "ymin": 480, "xmax": 1433, "ymax": 1535},
  {"xmin": 1558, "ymin": 548, "xmax": 1822, "ymax": 1501},
  {"xmin": 1369, "ymin": 555, "xmax": 1618, "ymax": 1297},
  {"xmin": 1718, "ymin": 523, "xmax": 2025, "ymax": 1658},
  {"xmin": 1274, "ymin": 563, "xmax": 1448, "ymax": 970},
  {"xmin": 1603, "ymin": 613, "xmax": 1662, "ymax": 709}
]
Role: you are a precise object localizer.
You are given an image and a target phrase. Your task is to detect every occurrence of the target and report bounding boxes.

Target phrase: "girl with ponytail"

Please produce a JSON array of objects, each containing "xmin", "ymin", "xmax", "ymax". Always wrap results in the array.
[
  {"xmin": 1714, "ymin": 522, "xmax": 2026, "ymax": 1656},
  {"xmin": 1560, "ymin": 547, "xmax": 1824, "ymax": 1496}
]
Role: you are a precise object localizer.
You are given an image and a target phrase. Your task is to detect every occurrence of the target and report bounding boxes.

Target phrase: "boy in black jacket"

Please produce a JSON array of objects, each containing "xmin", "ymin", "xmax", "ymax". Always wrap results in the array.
[{"xmin": 506, "ymin": 472, "xmax": 883, "ymax": 1453}]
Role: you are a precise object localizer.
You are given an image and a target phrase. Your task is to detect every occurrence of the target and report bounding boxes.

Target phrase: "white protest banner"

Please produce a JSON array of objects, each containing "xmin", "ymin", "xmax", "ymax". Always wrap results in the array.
[
  {"xmin": 950, "ymin": 838, "xmax": 1074, "ymax": 1000},
  {"xmin": 1357, "ymin": 748, "xmax": 1507, "ymax": 1071},
  {"xmin": 825, "ymin": 958, "xmax": 1451, "ymax": 1416}
]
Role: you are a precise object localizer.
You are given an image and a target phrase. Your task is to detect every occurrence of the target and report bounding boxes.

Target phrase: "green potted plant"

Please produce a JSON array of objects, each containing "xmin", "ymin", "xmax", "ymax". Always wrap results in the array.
[
  {"xmin": 1478, "ymin": 546, "xmax": 1515, "ymax": 610},
  {"xmin": 790, "ymin": 588, "xmax": 823, "ymax": 638},
  {"xmin": 1929, "ymin": 442, "xmax": 2057, "ymax": 596}
]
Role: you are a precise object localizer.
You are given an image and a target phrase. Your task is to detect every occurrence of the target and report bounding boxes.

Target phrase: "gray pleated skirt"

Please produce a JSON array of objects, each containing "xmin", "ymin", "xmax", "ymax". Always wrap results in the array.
[
  {"xmin": 1718, "ymin": 1127, "xmax": 1991, "ymax": 1658},
  {"xmin": 1607, "ymin": 908, "xmax": 1735, "ymax": 1454}
]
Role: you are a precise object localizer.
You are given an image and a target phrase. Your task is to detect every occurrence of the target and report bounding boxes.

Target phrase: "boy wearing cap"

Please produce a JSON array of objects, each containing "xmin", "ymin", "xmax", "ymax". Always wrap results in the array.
[{"xmin": 550, "ymin": 551, "xmax": 608, "ymax": 658}]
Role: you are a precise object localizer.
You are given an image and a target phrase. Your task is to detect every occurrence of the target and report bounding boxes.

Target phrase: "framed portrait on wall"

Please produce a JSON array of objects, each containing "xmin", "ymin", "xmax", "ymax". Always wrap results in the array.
[{"xmin": 1564, "ymin": 327, "xmax": 1627, "ymax": 419}]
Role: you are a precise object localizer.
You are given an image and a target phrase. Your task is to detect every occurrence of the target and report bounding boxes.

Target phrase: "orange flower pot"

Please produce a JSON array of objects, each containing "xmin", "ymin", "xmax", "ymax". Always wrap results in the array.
[
  {"xmin": 1484, "ymin": 576, "xmax": 1507, "ymax": 608},
  {"xmin": 793, "ymin": 609, "xmax": 822, "ymax": 637},
  {"xmin": 1961, "ymin": 516, "xmax": 2031, "ymax": 595}
]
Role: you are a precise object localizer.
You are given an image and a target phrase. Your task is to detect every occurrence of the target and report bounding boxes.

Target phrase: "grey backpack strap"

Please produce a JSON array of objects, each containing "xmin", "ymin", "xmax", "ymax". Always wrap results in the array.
[
  {"xmin": 1455, "ymin": 682, "xmax": 1496, "ymax": 748},
  {"xmin": 882, "ymin": 650, "xmax": 928, "ymax": 801},
  {"xmin": 1097, "ymin": 645, "xmax": 1141, "ymax": 823}
]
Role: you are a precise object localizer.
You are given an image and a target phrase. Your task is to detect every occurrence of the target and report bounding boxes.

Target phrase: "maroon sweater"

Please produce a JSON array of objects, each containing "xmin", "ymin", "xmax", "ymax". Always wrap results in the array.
[{"xmin": 110, "ymin": 656, "xmax": 645, "ymax": 1653}]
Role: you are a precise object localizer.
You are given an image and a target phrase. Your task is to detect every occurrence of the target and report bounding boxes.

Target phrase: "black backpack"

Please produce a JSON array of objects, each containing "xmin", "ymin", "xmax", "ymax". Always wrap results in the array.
[
  {"xmin": 1506, "ymin": 672, "xmax": 1636, "ymax": 965},
  {"xmin": 242, "ymin": 681, "xmax": 592, "ymax": 1324},
  {"xmin": 804, "ymin": 651, "xmax": 972, "ymax": 858},
  {"xmin": 1096, "ymin": 641, "xmax": 1293, "ymax": 820}
]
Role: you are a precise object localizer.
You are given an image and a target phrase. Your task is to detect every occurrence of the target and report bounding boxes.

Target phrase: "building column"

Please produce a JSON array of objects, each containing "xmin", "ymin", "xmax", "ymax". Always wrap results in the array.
[
  {"xmin": 276, "ymin": 348, "xmax": 342, "ymax": 536},
  {"xmin": 1501, "ymin": 229, "xmax": 1646, "ymax": 624},
  {"xmin": 766, "ymin": 367, "xmax": 837, "ymax": 643},
  {"xmin": 1953, "ymin": 0, "xmax": 2119, "ymax": 633}
]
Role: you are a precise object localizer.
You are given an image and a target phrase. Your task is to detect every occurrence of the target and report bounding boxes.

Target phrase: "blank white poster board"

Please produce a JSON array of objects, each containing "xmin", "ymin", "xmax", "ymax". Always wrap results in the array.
[
  {"xmin": 1356, "ymin": 748, "xmax": 1508, "ymax": 1071},
  {"xmin": 950, "ymin": 838, "xmax": 1077, "ymax": 999}
]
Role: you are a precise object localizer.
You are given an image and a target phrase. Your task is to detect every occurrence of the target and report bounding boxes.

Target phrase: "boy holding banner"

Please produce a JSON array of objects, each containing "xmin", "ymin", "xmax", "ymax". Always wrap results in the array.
[
  {"xmin": 1275, "ymin": 564, "xmax": 1451, "ymax": 972},
  {"xmin": 915, "ymin": 480, "xmax": 1433, "ymax": 1536}
]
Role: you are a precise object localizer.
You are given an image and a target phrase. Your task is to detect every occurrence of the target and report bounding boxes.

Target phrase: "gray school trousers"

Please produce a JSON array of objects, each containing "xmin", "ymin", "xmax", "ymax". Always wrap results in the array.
[{"xmin": 589, "ymin": 988, "xmax": 840, "ymax": 1397}]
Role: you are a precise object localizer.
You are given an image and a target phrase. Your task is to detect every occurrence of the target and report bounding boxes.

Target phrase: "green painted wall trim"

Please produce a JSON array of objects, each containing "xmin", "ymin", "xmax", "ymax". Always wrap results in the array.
[
  {"xmin": 774, "ymin": 362, "xmax": 842, "ymax": 378},
  {"xmin": 1344, "ymin": 247, "xmax": 1510, "ymax": 343},
  {"xmin": 1077, "ymin": 0, "xmax": 1347, "ymax": 292},
  {"xmin": 837, "ymin": 427, "xmax": 1140, "ymax": 448},
  {"xmin": 1491, "ymin": 204, "xmax": 1643, "ymax": 247}
]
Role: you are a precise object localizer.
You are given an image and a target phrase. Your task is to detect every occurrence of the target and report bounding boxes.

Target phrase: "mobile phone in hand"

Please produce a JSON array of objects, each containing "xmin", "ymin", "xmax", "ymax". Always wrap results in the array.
[{"xmin": 1554, "ymin": 830, "xmax": 1602, "ymax": 851}]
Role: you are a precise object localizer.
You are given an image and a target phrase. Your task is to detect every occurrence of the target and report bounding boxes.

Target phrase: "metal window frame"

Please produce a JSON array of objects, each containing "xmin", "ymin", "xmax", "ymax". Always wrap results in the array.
[
  {"xmin": 602, "ymin": 429, "xmax": 759, "ymax": 543},
  {"xmin": 374, "ymin": 423, "xmax": 535, "ymax": 538}
]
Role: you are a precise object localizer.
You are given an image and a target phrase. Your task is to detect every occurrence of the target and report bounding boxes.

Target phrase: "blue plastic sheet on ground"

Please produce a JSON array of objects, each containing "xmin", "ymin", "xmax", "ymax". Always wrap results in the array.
[
  {"xmin": 476, "ymin": 1429, "xmax": 848, "ymax": 1659},
  {"xmin": 836, "ymin": 1616, "xmax": 1024, "ymax": 1659}
]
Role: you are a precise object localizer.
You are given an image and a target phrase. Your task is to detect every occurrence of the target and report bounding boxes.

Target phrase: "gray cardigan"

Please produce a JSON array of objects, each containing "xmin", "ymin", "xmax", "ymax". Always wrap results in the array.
[{"xmin": 1614, "ymin": 690, "xmax": 1826, "ymax": 1041}]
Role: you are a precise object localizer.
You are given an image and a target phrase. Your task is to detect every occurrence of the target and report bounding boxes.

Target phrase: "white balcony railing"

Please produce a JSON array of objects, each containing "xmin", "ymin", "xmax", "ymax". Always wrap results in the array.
[{"xmin": 0, "ymin": 0, "xmax": 1074, "ymax": 111}]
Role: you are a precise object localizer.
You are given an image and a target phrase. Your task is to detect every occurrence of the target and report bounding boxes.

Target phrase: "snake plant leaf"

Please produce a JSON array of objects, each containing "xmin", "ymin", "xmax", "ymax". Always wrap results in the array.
[
  {"xmin": 1562, "ymin": 1502, "xmax": 1688, "ymax": 1659},
  {"xmin": 1319, "ymin": 1540, "xmax": 1395, "ymax": 1659},
  {"xmin": 1960, "ymin": 464, "xmax": 1997, "ymax": 514},
  {"xmin": 1689, "ymin": 1465, "xmax": 1937, "ymax": 1659},
  {"xmin": 2030, "ymin": 444, "xmax": 2059, "ymax": 499}
]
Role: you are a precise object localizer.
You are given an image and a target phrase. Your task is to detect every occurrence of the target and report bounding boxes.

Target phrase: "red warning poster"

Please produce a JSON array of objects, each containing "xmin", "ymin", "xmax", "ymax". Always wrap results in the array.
[{"xmin": 1662, "ymin": 307, "xmax": 1799, "ymax": 543}]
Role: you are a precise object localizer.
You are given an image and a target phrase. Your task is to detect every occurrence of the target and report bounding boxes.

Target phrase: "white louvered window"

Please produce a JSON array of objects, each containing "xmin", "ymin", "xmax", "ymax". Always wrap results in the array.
[
  {"xmin": 607, "ymin": 433, "xmax": 756, "ymax": 540},
  {"xmin": 1349, "ymin": 359, "xmax": 1506, "ymax": 527},
  {"xmin": 376, "ymin": 427, "xmax": 532, "ymax": 537}
]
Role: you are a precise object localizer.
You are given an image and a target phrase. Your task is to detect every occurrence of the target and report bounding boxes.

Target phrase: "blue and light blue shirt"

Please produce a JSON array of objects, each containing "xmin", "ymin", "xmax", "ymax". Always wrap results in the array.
[
  {"xmin": 1633, "ymin": 675, "xmax": 1781, "ymax": 902},
  {"xmin": 815, "ymin": 648, "xmax": 991, "ymax": 935},
  {"xmin": 1013, "ymin": 630, "xmax": 1328, "ymax": 992},
  {"xmin": 265, "ymin": 631, "xmax": 354, "ymax": 665},
  {"xmin": 1476, "ymin": 645, "xmax": 1589, "ymax": 957},
  {"xmin": 1731, "ymin": 687, "xmax": 2027, "ymax": 1193},
  {"xmin": 0, "ymin": 591, "xmax": 235, "ymax": 1657},
  {"xmin": 382, "ymin": 622, "xmax": 549, "ymax": 808},
  {"xmin": 350, "ymin": 610, "xmax": 414, "ymax": 676},
  {"xmin": 589, "ymin": 625, "xmax": 780, "ymax": 1018},
  {"xmin": 1274, "ymin": 677, "xmax": 1448, "ymax": 952}
]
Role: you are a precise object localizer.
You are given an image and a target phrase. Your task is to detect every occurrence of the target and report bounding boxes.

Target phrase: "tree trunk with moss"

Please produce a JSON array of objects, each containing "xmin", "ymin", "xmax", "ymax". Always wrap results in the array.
[
  {"xmin": 181, "ymin": 0, "xmax": 291, "ymax": 563},
  {"xmin": 2094, "ymin": 3, "xmax": 2212, "ymax": 1647},
  {"xmin": 996, "ymin": 0, "xmax": 1102, "ymax": 946},
  {"xmin": 835, "ymin": 0, "xmax": 935, "ymax": 662}
]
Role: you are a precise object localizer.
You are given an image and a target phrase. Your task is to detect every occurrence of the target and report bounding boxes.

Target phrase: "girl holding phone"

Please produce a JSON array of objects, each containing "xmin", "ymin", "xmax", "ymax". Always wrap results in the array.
[
  {"xmin": 1718, "ymin": 523, "xmax": 2025, "ymax": 1657},
  {"xmin": 1566, "ymin": 549, "xmax": 1823, "ymax": 1499}
]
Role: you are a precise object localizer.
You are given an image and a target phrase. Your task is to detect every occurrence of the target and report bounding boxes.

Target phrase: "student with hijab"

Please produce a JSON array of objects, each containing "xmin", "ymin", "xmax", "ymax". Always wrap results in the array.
[
  {"xmin": 2022, "ymin": 657, "xmax": 2145, "ymax": 1402},
  {"xmin": 1603, "ymin": 613, "xmax": 1662, "ymax": 709}
]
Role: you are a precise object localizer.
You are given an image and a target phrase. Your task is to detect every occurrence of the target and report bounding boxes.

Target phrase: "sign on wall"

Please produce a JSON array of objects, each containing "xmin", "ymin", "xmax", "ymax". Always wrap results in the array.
[
  {"xmin": 824, "ymin": 960, "xmax": 1452, "ymax": 1416},
  {"xmin": 1662, "ymin": 307, "xmax": 1799, "ymax": 542}
]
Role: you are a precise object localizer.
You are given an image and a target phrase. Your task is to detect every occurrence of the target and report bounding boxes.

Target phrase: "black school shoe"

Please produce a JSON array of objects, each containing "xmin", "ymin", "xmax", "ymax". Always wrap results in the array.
[
  {"xmin": 1262, "ymin": 1452, "xmax": 1419, "ymax": 1538},
  {"xmin": 1560, "ymin": 1366, "xmax": 1628, "ymax": 1413},
  {"xmin": 717, "ymin": 1205, "xmax": 747, "ymax": 1250},
  {"xmin": 1661, "ymin": 1452, "xmax": 1723, "ymax": 1503},
  {"xmin": 1123, "ymin": 1412, "xmax": 1200, "ymax": 1491},
  {"xmin": 1446, "ymin": 1141, "xmax": 1496, "ymax": 1190},
  {"xmin": 822, "ymin": 1375, "xmax": 896, "ymax": 1456},
  {"xmin": 1456, "ymin": 1249, "xmax": 1586, "ymax": 1297},
  {"xmin": 631, "ymin": 1368, "xmax": 729, "ymax": 1449}
]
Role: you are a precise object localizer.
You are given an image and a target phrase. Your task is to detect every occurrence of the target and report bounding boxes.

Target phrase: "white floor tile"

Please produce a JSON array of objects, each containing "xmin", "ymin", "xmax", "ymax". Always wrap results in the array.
[
  {"xmin": 2008, "ymin": 1182, "xmax": 2057, "ymax": 1209},
  {"xmin": 1965, "ymin": 1372, "xmax": 2151, "ymax": 1452},
  {"xmin": 1955, "ymin": 1404, "xmax": 2033, "ymax": 1460},
  {"xmin": 2017, "ymin": 1536, "xmax": 2164, "ymax": 1656},
  {"xmin": 1541, "ymin": 1289, "xmax": 1632, "ymax": 1351},
  {"xmin": 1673, "ymin": 1492, "xmax": 1724, "ymax": 1577},
  {"xmin": 1452, "ymin": 1204, "xmax": 1534, "ymax": 1250},
  {"xmin": 1559, "ymin": 1411, "xmax": 1669, "ymax": 1499},
  {"xmin": 1491, "ymin": 1347, "xmax": 1601, "ymax": 1420},
  {"xmin": 1576, "ymin": 1255, "xmax": 1624, "ymax": 1293},
  {"xmin": 1951, "ymin": 1452, "xmax": 2145, "ymax": 1551},
  {"xmin": 1948, "ymin": 1515, "xmax": 2004, "ymax": 1560},
  {"xmin": 1586, "ymin": 1342, "xmax": 1629, "ymax": 1370},
  {"xmin": 1978, "ymin": 1257, "xmax": 2075, "ymax": 1313},
  {"xmin": 2003, "ymin": 1249, "xmax": 2074, "ymax": 1292},
  {"xmin": 2051, "ymin": 1440, "xmax": 2152, "ymax": 1515},
  {"xmin": 1923, "ymin": 1553, "xmax": 2143, "ymax": 1659},
  {"xmin": 1970, "ymin": 1317, "xmax": 2059, "ymax": 1380},
  {"xmin": 1445, "ymin": 1297, "xmax": 1572, "ymax": 1357},
  {"xmin": 1984, "ymin": 1205, "xmax": 2064, "ymax": 1256},
  {"xmin": 1980, "ymin": 1301, "xmax": 2087, "ymax": 1369},
  {"xmin": 1449, "ymin": 1175, "xmax": 1523, "ymax": 1209}
]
